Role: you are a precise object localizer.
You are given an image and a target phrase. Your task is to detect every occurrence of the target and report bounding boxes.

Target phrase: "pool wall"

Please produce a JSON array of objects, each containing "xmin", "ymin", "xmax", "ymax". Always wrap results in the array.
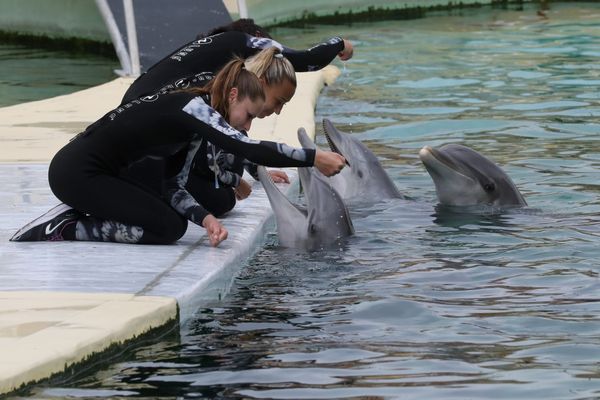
[
  {"xmin": 0, "ymin": 0, "xmax": 110, "ymax": 43},
  {"xmin": 1, "ymin": 0, "xmax": 532, "ymax": 45},
  {"xmin": 226, "ymin": 0, "xmax": 529, "ymax": 26}
]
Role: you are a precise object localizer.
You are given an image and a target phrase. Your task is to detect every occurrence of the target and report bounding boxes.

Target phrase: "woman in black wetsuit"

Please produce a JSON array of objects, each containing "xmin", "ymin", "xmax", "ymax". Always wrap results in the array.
[
  {"xmin": 10, "ymin": 56, "xmax": 346, "ymax": 247},
  {"xmin": 186, "ymin": 47, "xmax": 299, "ymax": 217},
  {"xmin": 120, "ymin": 26, "xmax": 353, "ymax": 105},
  {"xmin": 123, "ymin": 22, "xmax": 353, "ymax": 217}
]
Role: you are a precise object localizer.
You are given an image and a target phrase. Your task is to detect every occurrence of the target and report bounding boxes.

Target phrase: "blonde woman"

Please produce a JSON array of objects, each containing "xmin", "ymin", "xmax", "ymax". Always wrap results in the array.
[
  {"xmin": 186, "ymin": 47, "xmax": 304, "ymax": 216},
  {"xmin": 11, "ymin": 58, "xmax": 346, "ymax": 247},
  {"xmin": 121, "ymin": 24, "xmax": 353, "ymax": 104}
]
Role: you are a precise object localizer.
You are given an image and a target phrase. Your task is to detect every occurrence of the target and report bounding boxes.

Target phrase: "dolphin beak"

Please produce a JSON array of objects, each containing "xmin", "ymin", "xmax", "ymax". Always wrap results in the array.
[
  {"xmin": 418, "ymin": 146, "xmax": 433, "ymax": 161},
  {"xmin": 419, "ymin": 146, "xmax": 439, "ymax": 170}
]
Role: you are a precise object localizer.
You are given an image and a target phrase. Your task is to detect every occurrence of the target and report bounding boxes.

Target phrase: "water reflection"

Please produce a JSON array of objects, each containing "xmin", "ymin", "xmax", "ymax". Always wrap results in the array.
[{"xmin": 431, "ymin": 204, "xmax": 519, "ymax": 228}]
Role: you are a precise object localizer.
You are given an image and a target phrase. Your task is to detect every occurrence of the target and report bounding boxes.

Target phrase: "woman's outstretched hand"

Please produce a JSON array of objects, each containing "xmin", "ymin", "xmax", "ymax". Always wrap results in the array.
[
  {"xmin": 314, "ymin": 148, "xmax": 346, "ymax": 177},
  {"xmin": 234, "ymin": 178, "xmax": 252, "ymax": 200},
  {"xmin": 202, "ymin": 214, "xmax": 228, "ymax": 247},
  {"xmin": 339, "ymin": 40, "xmax": 354, "ymax": 61}
]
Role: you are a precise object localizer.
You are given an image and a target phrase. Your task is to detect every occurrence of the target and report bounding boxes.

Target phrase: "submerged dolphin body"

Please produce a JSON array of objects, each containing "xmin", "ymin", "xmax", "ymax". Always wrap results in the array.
[
  {"xmin": 419, "ymin": 143, "xmax": 527, "ymax": 207},
  {"xmin": 257, "ymin": 128, "xmax": 354, "ymax": 250},
  {"xmin": 322, "ymin": 118, "xmax": 403, "ymax": 201}
]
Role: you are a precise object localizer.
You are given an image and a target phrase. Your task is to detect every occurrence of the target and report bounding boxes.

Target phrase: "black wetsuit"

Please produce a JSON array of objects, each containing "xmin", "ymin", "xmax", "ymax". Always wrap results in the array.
[
  {"xmin": 120, "ymin": 31, "xmax": 345, "ymax": 216},
  {"xmin": 121, "ymin": 31, "xmax": 345, "ymax": 104},
  {"xmin": 49, "ymin": 91, "xmax": 315, "ymax": 244},
  {"xmin": 187, "ymin": 135, "xmax": 258, "ymax": 217}
]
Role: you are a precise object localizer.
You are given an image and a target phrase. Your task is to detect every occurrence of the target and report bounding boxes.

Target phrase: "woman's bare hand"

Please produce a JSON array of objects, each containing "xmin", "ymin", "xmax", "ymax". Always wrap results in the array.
[
  {"xmin": 234, "ymin": 178, "xmax": 252, "ymax": 200},
  {"xmin": 339, "ymin": 39, "xmax": 354, "ymax": 61},
  {"xmin": 314, "ymin": 148, "xmax": 346, "ymax": 177},
  {"xmin": 202, "ymin": 214, "xmax": 228, "ymax": 247}
]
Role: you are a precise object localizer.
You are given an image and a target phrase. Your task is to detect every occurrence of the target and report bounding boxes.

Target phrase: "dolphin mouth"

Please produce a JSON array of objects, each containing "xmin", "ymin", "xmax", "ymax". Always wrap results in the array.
[
  {"xmin": 323, "ymin": 121, "xmax": 342, "ymax": 154},
  {"xmin": 322, "ymin": 120, "xmax": 351, "ymax": 166}
]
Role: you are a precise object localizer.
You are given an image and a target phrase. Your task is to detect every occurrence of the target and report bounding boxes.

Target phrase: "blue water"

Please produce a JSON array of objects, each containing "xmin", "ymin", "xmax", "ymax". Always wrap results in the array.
[{"xmin": 16, "ymin": 3, "xmax": 600, "ymax": 399}]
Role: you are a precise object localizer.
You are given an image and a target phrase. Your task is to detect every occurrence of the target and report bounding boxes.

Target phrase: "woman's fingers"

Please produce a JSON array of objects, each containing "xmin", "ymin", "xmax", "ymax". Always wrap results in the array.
[
  {"xmin": 314, "ymin": 148, "xmax": 346, "ymax": 177},
  {"xmin": 202, "ymin": 214, "xmax": 229, "ymax": 247}
]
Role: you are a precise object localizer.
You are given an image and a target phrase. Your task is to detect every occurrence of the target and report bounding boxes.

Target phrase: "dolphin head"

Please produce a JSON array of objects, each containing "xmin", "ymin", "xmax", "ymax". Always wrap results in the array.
[
  {"xmin": 302, "ymin": 169, "xmax": 355, "ymax": 250},
  {"xmin": 322, "ymin": 119, "xmax": 402, "ymax": 200},
  {"xmin": 419, "ymin": 143, "xmax": 527, "ymax": 207},
  {"xmin": 298, "ymin": 128, "xmax": 354, "ymax": 248},
  {"xmin": 257, "ymin": 130, "xmax": 354, "ymax": 251},
  {"xmin": 257, "ymin": 166, "xmax": 310, "ymax": 248}
]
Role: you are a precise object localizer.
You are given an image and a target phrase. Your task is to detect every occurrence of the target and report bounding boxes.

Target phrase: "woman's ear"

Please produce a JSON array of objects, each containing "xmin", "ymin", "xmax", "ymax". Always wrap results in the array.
[{"xmin": 228, "ymin": 87, "xmax": 238, "ymax": 104}]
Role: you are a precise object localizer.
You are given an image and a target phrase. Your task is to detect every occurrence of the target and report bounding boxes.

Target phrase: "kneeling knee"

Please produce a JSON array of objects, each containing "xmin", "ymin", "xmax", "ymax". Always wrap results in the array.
[{"xmin": 162, "ymin": 217, "xmax": 188, "ymax": 243}]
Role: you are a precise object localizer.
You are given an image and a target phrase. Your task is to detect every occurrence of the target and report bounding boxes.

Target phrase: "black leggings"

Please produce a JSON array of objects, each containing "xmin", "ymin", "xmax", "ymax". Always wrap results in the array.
[
  {"xmin": 48, "ymin": 142, "xmax": 187, "ymax": 244},
  {"xmin": 123, "ymin": 158, "xmax": 237, "ymax": 218},
  {"xmin": 185, "ymin": 171, "xmax": 236, "ymax": 217}
]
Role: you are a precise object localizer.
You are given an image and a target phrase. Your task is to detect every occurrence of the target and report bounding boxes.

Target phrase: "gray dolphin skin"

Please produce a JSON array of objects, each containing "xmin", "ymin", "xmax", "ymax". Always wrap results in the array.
[
  {"xmin": 256, "ymin": 128, "xmax": 354, "ymax": 250},
  {"xmin": 419, "ymin": 143, "xmax": 527, "ymax": 207},
  {"xmin": 322, "ymin": 118, "xmax": 403, "ymax": 201}
]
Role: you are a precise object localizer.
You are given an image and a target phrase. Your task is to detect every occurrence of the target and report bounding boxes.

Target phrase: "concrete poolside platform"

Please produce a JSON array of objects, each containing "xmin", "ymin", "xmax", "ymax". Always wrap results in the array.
[{"xmin": 0, "ymin": 65, "xmax": 340, "ymax": 395}]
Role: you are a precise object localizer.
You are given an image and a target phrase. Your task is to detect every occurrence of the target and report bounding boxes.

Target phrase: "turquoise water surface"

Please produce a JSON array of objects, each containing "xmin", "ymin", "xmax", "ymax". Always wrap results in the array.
[
  {"xmin": 0, "ymin": 44, "xmax": 117, "ymax": 107},
  {"xmin": 16, "ymin": 3, "xmax": 600, "ymax": 399}
]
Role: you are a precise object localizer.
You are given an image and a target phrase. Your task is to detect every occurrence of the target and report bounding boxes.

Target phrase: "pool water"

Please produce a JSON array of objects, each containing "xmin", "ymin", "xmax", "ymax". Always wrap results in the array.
[
  {"xmin": 0, "ymin": 44, "xmax": 118, "ymax": 107},
  {"xmin": 17, "ymin": 3, "xmax": 600, "ymax": 399}
]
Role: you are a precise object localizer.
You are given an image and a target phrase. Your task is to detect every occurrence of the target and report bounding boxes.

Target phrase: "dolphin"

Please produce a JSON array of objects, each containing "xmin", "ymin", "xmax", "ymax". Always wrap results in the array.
[
  {"xmin": 322, "ymin": 118, "xmax": 404, "ymax": 201},
  {"xmin": 419, "ymin": 143, "xmax": 527, "ymax": 207},
  {"xmin": 256, "ymin": 128, "xmax": 354, "ymax": 250}
]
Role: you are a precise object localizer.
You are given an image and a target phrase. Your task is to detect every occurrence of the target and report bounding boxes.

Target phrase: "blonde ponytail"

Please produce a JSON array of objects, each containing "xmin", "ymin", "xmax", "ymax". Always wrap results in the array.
[
  {"xmin": 185, "ymin": 57, "xmax": 265, "ymax": 120},
  {"xmin": 245, "ymin": 47, "xmax": 297, "ymax": 88}
]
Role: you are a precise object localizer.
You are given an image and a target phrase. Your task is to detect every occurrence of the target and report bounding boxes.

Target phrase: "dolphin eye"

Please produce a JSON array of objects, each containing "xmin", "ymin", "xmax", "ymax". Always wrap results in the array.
[
  {"xmin": 483, "ymin": 183, "xmax": 495, "ymax": 192},
  {"xmin": 357, "ymin": 170, "xmax": 363, "ymax": 178}
]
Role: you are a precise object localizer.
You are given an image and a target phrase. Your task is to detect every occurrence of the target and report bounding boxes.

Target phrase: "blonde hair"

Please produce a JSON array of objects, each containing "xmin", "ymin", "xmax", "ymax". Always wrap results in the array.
[
  {"xmin": 186, "ymin": 57, "xmax": 265, "ymax": 120},
  {"xmin": 244, "ymin": 47, "xmax": 297, "ymax": 88}
]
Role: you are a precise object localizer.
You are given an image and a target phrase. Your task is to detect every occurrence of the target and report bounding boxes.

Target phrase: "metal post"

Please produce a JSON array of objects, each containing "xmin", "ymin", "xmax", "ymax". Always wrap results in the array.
[
  {"xmin": 94, "ymin": 0, "xmax": 132, "ymax": 76},
  {"xmin": 123, "ymin": 0, "xmax": 141, "ymax": 77},
  {"xmin": 237, "ymin": 0, "xmax": 249, "ymax": 18}
]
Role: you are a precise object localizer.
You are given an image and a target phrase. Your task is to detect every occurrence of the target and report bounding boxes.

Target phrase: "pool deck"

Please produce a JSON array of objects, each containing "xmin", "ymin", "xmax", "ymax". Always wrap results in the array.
[{"xmin": 0, "ymin": 66, "xmax": 340, "ymax": 395}]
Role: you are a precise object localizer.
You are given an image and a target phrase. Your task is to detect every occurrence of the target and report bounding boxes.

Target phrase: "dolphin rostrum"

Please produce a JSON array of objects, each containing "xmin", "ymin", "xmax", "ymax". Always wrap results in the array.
[
  {"xmin": 419, "ymin": 143, "xmax": 527, "ymax": 207},
  {"xmin": 256, "ymin": 128, "xmax": 354, "ymax": 250},
  {"xmin": 322, "ymin": 118, "xmax": 404, "ymax": 201}
]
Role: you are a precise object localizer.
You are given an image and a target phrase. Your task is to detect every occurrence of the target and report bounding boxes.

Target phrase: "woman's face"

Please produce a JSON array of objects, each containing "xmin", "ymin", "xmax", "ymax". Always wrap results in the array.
[
  {"xmin": 259, "ymin": 79, "xmax": 296, "ymax": 118},
  {"xmin": 228, "ymin": 89, "xmax": 265, "ymax": 132}
]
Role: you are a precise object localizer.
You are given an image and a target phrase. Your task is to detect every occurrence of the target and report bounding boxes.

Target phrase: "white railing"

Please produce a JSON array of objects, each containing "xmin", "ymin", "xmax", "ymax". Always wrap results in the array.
[
  {"xmin": 94, "ymin": 0, "xmax": 140, "ymax": 77},
  {"xmin": 237, "ymin": 0, "xmax": 248, "ymax": 18},
  {"xmin": 123, "ymin": 0, "xmax": 141, "ymax": 76}
]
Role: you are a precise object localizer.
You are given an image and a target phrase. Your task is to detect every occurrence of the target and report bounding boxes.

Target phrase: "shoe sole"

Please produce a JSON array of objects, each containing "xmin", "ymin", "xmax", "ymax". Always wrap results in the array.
[{"xmin": 10, "ymin": 203, "xmax": 73, "ymax": 241}]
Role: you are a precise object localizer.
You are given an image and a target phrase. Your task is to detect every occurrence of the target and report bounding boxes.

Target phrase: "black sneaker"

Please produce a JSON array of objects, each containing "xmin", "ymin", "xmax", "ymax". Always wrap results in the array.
[{"xmin": 10, "ymin": 203, "xmax": 81, "ymax": 242}]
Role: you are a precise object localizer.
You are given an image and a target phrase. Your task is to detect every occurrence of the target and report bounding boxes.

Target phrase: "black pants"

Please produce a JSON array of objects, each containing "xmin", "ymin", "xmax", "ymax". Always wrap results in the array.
[
  {"xmin": 124, "ymin": 158, "xmax": 237, "ymax": 218},
  {"xmin": 185, "ymin": 171, "xmax": 237, "ymax": 217},
  {"xmin": 48, "ymin": 140, "xmax": 187, "ymax": 244}
]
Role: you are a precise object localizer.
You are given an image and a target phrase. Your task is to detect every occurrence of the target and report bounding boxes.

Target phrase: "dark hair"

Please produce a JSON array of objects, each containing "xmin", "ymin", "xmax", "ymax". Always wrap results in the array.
[
  {"xmin": 197, "ymin": 18, "xmax": 272, "ymax": 40},
  {"xmin": 185, "ymin": 58, "xmax": 265, "ymax": 120}
]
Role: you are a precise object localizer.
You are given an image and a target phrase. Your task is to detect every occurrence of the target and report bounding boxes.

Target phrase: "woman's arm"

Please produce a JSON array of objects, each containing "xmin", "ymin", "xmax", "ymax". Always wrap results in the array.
[
  {"xmin": 182, "ymin": 97, "xmax": 315, "ymax": 166},
  {"xmin": 164, "ymin": 140, "xmax": 212, "ymax": 227},
  {"xmin": 244, "ymin": 34, "xmax": 352, "ymax": 72},
  {"xmin": 281, "ymin": 37, "xmax": 351, "ymax": 71},
  {"xmin": 181, "ymin": 96, "xmax": 346, "ymax": 174}
]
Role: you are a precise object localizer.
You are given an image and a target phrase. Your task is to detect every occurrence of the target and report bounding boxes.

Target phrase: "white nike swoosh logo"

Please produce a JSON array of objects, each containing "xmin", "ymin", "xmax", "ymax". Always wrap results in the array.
[{"xmin": 45, "ymin": 220, "xmax": 68, "ymax": 235}]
